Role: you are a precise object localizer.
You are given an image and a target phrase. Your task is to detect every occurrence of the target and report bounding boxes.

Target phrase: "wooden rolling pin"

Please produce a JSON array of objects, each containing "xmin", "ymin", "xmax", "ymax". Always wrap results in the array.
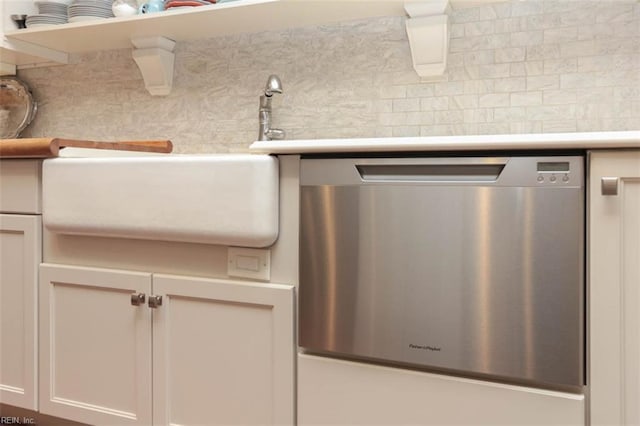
[{"xmin": 0, "ymin": 138, "xmax": 173, "ymax": 158}]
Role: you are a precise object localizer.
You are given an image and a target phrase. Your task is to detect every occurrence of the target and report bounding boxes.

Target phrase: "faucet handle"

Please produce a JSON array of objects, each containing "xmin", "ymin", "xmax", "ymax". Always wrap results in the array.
[{"xmin": 265, "ymin": 128, "xmax": 286, "ymax": 140}]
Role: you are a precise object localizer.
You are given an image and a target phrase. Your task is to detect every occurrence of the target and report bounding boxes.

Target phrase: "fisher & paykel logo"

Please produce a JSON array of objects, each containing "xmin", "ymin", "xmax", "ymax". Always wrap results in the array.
[{"xmin": 409, "ymin": 343, "xmax": 442, "ymax": 352}]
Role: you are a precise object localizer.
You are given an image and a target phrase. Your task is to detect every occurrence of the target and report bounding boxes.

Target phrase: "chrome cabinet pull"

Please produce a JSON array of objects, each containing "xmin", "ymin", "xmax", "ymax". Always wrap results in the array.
[
  {"xmin": 601, "ymin": 177, "xmax": 619, "ymax": 196},
  {"xmin": 148, "ymin": 295, "xmax": 163, "ymax": 309},
  {"xmin": 130, "ymin": 293, "xmax": 146, "ymax": 306}
]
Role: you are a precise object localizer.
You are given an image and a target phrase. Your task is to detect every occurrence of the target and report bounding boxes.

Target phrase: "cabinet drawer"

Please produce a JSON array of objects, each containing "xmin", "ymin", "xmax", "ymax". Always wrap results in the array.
[{"xmin": 0, "ymin": 160, "xmax": 42, "ymax": 214}]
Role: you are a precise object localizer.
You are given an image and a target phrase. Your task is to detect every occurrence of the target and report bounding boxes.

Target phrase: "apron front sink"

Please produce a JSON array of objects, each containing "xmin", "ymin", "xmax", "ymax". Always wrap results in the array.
[{"xmin": 43, "ymin": 154, "xmax": 279, "ymax": 247}]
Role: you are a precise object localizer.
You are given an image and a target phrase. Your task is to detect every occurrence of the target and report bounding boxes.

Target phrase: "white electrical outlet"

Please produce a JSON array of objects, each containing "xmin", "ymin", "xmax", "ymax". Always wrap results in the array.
[{"xmin": 227, "ymin": 247, "xmax": 271, "ymax": 281}]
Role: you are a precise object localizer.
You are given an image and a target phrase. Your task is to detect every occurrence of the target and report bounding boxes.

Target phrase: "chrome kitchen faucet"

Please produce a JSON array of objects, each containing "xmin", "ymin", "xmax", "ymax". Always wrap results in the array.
[{"xmin": 258, "ymin": 75, "xmax": 285, "ymax": 141}]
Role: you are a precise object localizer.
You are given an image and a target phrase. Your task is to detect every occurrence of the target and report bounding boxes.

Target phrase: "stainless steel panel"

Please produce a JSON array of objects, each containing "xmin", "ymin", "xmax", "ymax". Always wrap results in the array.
[{"xmin": 299, "ymin": 156, "xmax": 584, "ymax": 388}]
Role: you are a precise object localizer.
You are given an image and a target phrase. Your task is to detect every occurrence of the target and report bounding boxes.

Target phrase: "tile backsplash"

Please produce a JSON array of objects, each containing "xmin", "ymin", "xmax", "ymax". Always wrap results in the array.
[{"xmin": 18, "ymin": 0, "xmax": 640, "ymax": 153}]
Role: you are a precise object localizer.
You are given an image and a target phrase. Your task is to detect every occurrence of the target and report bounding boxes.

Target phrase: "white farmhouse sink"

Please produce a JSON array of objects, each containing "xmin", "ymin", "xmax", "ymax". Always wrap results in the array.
[{"xmin": 43, "ymin": 154, "xmax": 279, "ymax": 247}]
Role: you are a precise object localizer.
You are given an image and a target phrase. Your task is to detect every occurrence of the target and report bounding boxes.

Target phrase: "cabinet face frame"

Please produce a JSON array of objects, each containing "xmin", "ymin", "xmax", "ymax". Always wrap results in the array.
[
  {"xmin": 589, "ymin": 150, "xmax": 640, "ymax": 426},
  {"xmin": 0, "ymin": 214, "xmax": 41, "ymax": 410},
  {"xmin": 38, "ymin": 264, "xmax": 153, "ymax": 425}
]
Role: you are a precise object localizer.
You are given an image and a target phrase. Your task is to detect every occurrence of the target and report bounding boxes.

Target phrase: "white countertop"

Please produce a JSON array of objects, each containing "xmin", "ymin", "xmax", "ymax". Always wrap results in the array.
[{"xmin": 250, "ymin": 131, "xmax": 640, "ymax": 154}]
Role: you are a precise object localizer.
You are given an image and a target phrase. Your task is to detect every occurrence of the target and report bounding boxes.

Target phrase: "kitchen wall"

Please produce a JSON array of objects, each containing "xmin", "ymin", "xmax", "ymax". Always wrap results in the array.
[{"xmin": 19, "ymin": 0, "xmax": 640, "ymax": 153}]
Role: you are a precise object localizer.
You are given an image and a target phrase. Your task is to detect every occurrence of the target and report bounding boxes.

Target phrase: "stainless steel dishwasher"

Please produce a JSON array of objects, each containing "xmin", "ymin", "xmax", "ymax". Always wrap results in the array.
[{"xmin": 299, "ymin": 155, "xmax": 584, "ymax": 390}]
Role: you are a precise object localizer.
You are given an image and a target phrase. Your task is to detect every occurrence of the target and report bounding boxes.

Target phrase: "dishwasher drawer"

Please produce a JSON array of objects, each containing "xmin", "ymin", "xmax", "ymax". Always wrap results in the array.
[{"xmin": 299, "ymin": 155, "xmax": 584, "ymax": 390}]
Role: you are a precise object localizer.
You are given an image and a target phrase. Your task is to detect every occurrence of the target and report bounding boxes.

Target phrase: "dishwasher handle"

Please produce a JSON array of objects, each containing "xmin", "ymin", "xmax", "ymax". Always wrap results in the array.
[{"xmin": 356, "ymin": 163, "xmax": 505, "ymax": 182}]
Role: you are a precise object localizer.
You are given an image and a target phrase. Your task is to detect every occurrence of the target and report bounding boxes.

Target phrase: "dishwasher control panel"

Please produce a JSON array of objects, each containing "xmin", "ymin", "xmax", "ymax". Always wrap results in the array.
[{"xmin": 536, "ymin": 160, "xmax": 574, "ymax": 185}]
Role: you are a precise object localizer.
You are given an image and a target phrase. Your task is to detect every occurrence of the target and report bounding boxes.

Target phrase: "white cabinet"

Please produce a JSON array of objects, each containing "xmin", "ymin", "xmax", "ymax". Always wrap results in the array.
[
  {"xmin": 153, "ymin": 274, "xmax": 295, "ymax": 425},
  {"xmin": 39, "ymin": 263, "xmax": 295, "ymax": 426},
  {"xmin": 0, "ymin": 0, "xmax": 67, "ymax": 74},
  {"xmin": 0, "ymin": 214, "xmax": 41, "ymax": 411},
  {"xmin": 589, "ymin": 150, "xmax": 640, "ymax": 426},
  {"xmin": 38, "ymin": 264, "xmax": 152, "ymax": 425}
]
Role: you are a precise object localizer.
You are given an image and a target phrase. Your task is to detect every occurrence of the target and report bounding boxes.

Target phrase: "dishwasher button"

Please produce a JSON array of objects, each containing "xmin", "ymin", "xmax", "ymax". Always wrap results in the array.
[
  {"xmin": 550, "ymin": 175, "xmax": 557, "ymax": 183},
  {"xmin": 537, "ymin": 175, "xmax": 544, "ymax": 183},
  {"xmin": 563, "ymin": 175, "xmax": 570, "ymax": 182}
]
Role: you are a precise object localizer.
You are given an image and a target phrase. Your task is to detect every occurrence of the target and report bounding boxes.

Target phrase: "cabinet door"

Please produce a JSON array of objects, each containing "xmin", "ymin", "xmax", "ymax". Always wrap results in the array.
[
  {"xmin": 39, "ymin": 264, "xmax": 152, "ymax": 425},
  {"xmin": 152, "ymin": 274, "xmax": 295, "ymax": 426},
  {"xmin": 0, "ymin": 214, "xmax": 40, "ymax": 410},
  {"xmin": 590, "ymin": 150, "xmax": 640, "ymax": 425}
]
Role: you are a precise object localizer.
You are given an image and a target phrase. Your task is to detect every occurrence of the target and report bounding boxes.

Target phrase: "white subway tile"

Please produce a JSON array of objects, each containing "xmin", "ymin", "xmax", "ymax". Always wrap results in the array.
[
  {"xmin": 510, "ymin": 63, "xmax": 527, "ymax": 76},
  {"xmin": 492, "ymin": 2, "xmax": 512, "ymax": 19},
  {"xmin": 595, "ymin": 2, "xmax": 634, "ymax": 23},
  {"xmin": 379, "ymin": 85, "xmax": 407, "ymax": 99},
  {"xmin": 544, "ymin": 58, "xmax": 578, "ymax": 74},
  {"xmin": 522, "ymin": 14, "xmax": 548, "ymax": 31},
  {"xmin": 451, "ymin": 23, "xmax": 466, "ymax": 38},
  {"xmin": 527, "ymin": 74, "xmax": 559, "ymax": 90},
  {"xmin": 494, "ymin": 77, "xmax": 527, "ymax": 92},
  {"xmin": 374, "ymin": 100, "xmax": 393, "ymax": 113},
  {"xmin": 526, "ymin": 104, "xmax": 576, "ymax": 120},
  {"xmin": 451, "ymin": 6, "xmax": 498, "ymax": 24},
  {"xmin": 576, "ymin": 104, "xmax": 599, "ymax": 120},
  {"xmin": 510, "ymin": 121, "xmax": 543, "ymax": 133},
  {"xmin": 578, "ymin": 23, "xmax": 615, "ymax": 40},
  {"xmin": 434, "ymin": 110, "xmax": 465, "ymax": 124},
  {"xmin": 493, "ymin": 106, "xmax": 527, "ymax": 122},
  {"xmin": 510, "ymin": 30, "xmax": 544, "ymax": 46},
  {"xmin": 464, "ymin": 79, "xmax": 496, "ymax": 94},
  {"xmin": 495, "ymin": 47, "xmax": 527, "ymax": 63},
  {"xmin": 613, "ymin": 20, "xmax": 640, "ymax": 38},
  {"xmin": 543, "ymin": 120, "xmax": 577, "ymax": 132},
  {"xmin": 462, "ymin": 34, "xmax": 512, "ymax": 52},
  {"xmin": 593, "ymin": 38, "xmax": 640, "ymax": 55},
  {"xmin": 465, "ymin": 21, "xmax": 496, "ymax": 36},
  {"xmin": 600, "ymin": 117, "xmax": 640, "ymax": 131},
  {"xmin": 526, "ymin": 44, "xmax": 562, "ymax": 60},
  {"xmin": 421, "ymin": 97, "xmax": 450, "ymax": 111},
  {"xmin": 380, "ymin": 112, "xmax": 406, "ymax": 126},
  {"xmin": 543, "ymin": 0, "xmax": 583, "ymax": 15},
  {"xmin": 464, "ymin": 50, "xmax": 495, "ymax": 65},
  {"xmin": 464, "ymin": 109, "xmax": 493, "ymax": 123},
  {"xmin": 478, "ymin": 123, "xmax": 511, "ymax": 134},
  {"xmin": 393, "ymin": 98, "xmax": 421, "ymax": 112},
  {"xmin": 511, "ymin": 1, "xmax": 544, "ymax": 17},
  {"xmin": 434, "ymin": 81, "xmax": 465, "ymax": 96},
  {"xmin": 495, "ymin": 18, "xmax": 523, "ymax": 34},
  {"xmin": 451, "ymin": 95, "xmax": 479, "ymax": 109},
  {"xmin": 406, "ymin": 111, "xmax": 435, "ymax": 125},
  {"xmin": 525, "ymin": 61, "xmax": 544, "ymax": 75},
  {"xmin": 559, "ymin": 40, "xmax": 597, "ymax": 57},
  {"xmin": 392, "ymin": 126, "xmax": 421, "ymax": 137},
  {"xmin": 560, "ymin": 73, "xmax": 596, "ymax": 89},
  {"xmin": 479, "ymin": 93, "xmax": 510, "ymax": 107},
  {"xmin": 544, "ymin": 27, "xmax": 578, "ymax": 44},
  {"xmin": 448, "ymin": 52, "xmax": 465, "ymax": 67},
  {"xmin": 511, "ymin": 91, "xmax": 543, "ymax": 106},
  {"xmin": 614, "ymin": 86, "xmax": 640, "ymax": 101},
  {"xmin": 477, "ymin": 63, "xmax": 512, "ymax": 78},
  {"xmin": 543, "ymin": 89, "xmax": 577, "ymax": 105},
  {"xmin": 559, "ymin": 6, "xmax": 597, "ymax": 27},
  {"xmin": 406, "ymin": 84, "xmax": 436, "ymax": 98}
]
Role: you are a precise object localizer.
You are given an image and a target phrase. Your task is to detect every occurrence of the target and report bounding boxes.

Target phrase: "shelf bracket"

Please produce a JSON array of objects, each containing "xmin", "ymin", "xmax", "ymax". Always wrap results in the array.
[
  {"xmin": 131, "ymin": 36, "xmax": 176, "ymax": 96},
  {"xmin": 0, "ymin": 62, "xmax": 17, "ymax": 76},
  {"xmin": 404, "ymin": 0, "xmax": 449, "ymax": 80}
]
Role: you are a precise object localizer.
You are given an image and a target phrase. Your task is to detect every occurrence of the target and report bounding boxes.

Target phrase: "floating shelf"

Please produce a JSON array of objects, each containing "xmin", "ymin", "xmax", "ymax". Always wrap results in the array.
[{"xmin": 5, "ymin": 0, "xmax": 408, "ymax": 54}]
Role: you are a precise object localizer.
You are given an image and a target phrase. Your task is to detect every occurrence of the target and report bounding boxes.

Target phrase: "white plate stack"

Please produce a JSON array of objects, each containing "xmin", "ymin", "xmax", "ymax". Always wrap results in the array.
[
  {"xmin": 67, "ymin": 0, "xmax": 114, "ymax": 22},
  {"xmin": 25, "ymin": 1, "xmax": 69, "ymax": 27}
]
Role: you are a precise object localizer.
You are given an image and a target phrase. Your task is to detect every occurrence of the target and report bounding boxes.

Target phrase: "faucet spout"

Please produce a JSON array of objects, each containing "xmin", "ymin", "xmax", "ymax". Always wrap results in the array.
[
  {"xmin": 258, "ymin": 75, "xmax": 285, "ymax": 141},
  {"xmin": 264, "ymin": 74, "xmax": 283, "ymax": 97}
]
